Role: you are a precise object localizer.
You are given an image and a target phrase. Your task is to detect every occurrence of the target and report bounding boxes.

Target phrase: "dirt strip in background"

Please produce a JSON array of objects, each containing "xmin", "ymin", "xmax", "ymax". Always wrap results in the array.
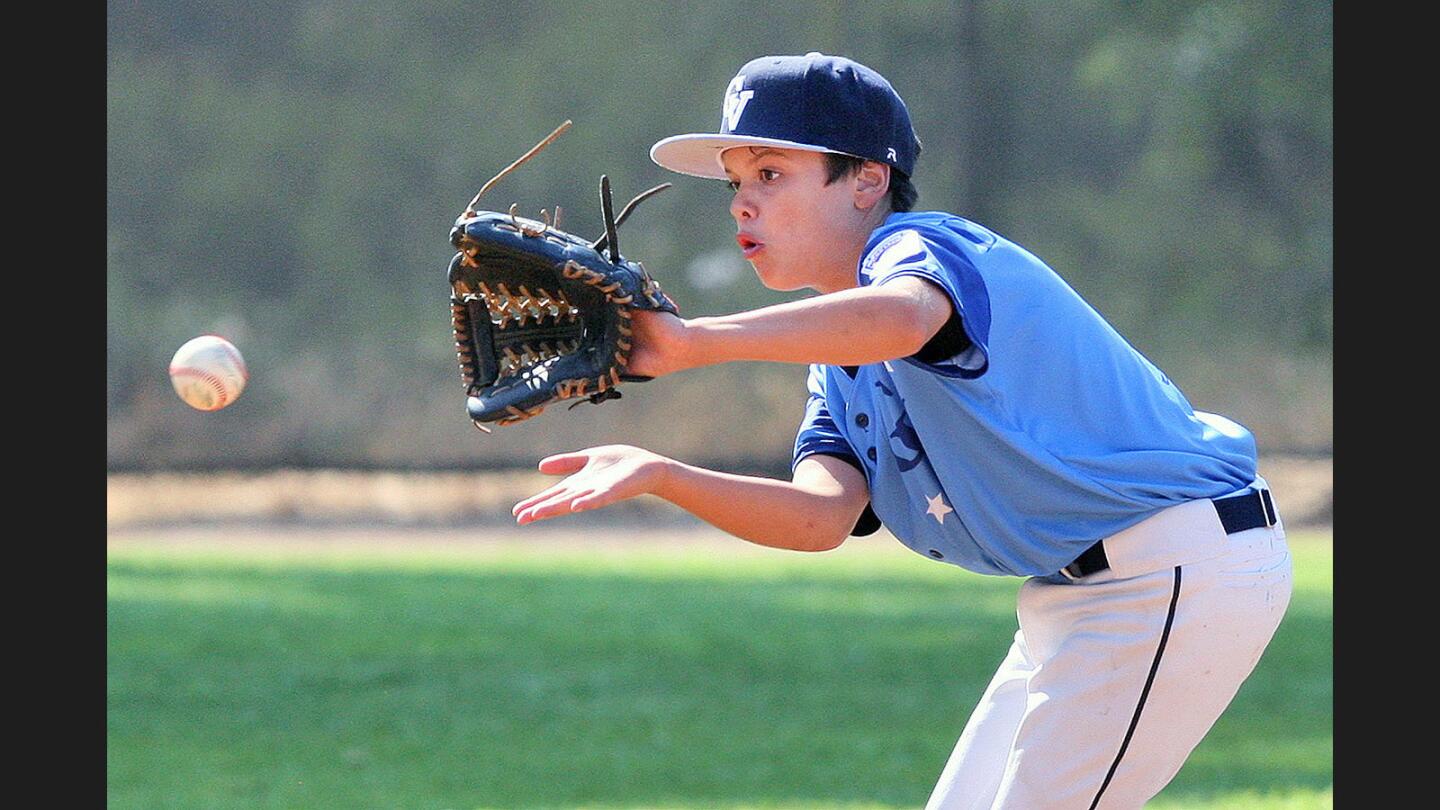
[{"xmin": 107, "ymin": 456, "xmax": 1332, "ymax": 532}]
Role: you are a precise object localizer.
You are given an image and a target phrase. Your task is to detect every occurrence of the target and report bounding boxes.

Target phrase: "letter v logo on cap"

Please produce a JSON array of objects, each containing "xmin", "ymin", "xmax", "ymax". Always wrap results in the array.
[{"xmin": 723, "ymin": 75, "xmax": 755, "ymax": 132}]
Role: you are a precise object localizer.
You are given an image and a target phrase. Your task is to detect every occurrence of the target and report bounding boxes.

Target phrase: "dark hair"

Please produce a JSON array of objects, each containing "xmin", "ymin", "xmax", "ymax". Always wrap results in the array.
[{"xmin": 823, "ymin": 153, "xmax": 918, "ymax": 213}]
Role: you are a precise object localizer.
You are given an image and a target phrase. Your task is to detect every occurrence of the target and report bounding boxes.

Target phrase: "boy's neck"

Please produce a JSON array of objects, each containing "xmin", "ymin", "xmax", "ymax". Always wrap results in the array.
[{"xmin": 815, "ymin": 204, "xmax": 896, "ymax": 293}]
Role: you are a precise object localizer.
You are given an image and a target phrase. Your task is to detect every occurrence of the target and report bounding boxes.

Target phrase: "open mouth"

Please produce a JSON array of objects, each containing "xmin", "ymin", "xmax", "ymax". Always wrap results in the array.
[{"xmin": 736, "ymin": 233, "xmax": 763, "ymax": 259}]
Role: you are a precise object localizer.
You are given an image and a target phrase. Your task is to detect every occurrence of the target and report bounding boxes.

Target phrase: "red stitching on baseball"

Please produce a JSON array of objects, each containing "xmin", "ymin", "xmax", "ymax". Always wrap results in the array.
[
  {"xmin": 204, "ymin": 335, "xmax": 250, "ymax": 382},
  {"xmin": 170, "ymin": 365, "xmax": 231, "ymax": 409}
]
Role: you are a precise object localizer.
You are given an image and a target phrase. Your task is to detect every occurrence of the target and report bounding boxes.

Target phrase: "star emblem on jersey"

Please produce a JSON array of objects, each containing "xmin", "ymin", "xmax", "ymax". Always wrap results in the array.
[{"xmin": 925, "ymin": 493, "xmax": 953, "ymax": 524}]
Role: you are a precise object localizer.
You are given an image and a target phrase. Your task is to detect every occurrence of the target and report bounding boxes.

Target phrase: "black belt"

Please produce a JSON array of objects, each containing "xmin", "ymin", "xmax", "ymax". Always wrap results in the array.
[{"xmin": 1062, "ymin": 489, "xmax": 1277, "ymax": 579}]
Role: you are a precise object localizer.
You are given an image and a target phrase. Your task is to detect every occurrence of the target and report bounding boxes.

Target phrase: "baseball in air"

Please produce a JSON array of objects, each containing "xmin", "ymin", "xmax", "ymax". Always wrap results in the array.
[{"xmin": 169, "ymin": 335, "xmax": 248, "ymax": 411}]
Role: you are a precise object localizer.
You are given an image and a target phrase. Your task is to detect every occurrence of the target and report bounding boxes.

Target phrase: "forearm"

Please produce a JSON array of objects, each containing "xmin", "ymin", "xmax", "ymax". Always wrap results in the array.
[
  {"xmin": 683, "ymin": 282, "xmax": 941, "ymax": 367},
  {"xmin": 653, "ymin": 460, "xmax": 857, "ymax": 552}
]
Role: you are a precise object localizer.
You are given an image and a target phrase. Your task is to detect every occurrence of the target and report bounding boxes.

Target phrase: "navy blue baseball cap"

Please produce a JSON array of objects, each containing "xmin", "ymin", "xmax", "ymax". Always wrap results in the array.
[{"xmin": 650, "ymin": 52, "xmax": 921, "ymax": 180}]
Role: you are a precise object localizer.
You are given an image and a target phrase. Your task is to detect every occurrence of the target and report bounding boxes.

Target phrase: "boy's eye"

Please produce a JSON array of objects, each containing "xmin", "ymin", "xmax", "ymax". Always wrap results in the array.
[{"xmin": 726, "ymin": 170, "xmax": 778, "ymax": 192}]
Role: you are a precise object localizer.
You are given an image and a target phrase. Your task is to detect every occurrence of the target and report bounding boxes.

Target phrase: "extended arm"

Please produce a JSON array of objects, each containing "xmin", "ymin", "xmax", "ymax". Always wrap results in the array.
[
  {"xmin": 627, "ymin": 275, "xmax": 953, "ymax": 377},
  {"xmin": 513, "ymin": 447, "xmax": 871, "ymax": 552}
]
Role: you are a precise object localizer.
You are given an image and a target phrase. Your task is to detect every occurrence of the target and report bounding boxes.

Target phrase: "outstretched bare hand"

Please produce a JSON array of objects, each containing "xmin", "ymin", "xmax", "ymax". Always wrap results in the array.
[{"xmin": 512, "ymin": 445, "xmax": 671, "ymax": 525}]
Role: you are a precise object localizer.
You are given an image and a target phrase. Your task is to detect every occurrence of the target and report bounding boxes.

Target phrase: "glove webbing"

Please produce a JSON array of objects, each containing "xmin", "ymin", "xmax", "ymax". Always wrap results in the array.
[{"xmin": 452, "ymin": 259, "xmax": 640, "ymax": 428}]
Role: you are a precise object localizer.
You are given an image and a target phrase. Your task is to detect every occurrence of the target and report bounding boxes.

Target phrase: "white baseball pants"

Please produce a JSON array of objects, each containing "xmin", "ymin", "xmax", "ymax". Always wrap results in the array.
[{"xmin": 924, "ymin": 482, "xmax": 1293, "ymax": 810}]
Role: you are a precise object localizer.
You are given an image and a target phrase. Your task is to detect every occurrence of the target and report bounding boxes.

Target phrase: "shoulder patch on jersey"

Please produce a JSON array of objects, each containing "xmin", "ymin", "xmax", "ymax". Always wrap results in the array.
[{"xmin": 860, "ymin": 229, "xmax": 930, "ymax": 283}]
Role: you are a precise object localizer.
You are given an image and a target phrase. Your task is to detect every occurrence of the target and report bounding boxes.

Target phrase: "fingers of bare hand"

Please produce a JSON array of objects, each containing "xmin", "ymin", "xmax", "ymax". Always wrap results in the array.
[
  {"xmin": 538, "ymin": 453, "xmax": 590, "ymax": 475},
  {"xmin": 512, "ymin": 480, "xmax": 569, "ymax": 516},
  {"xmin": 569, "ymin": 489, "xmax": 613, "ymax": 511},
  {"xmin": 515, "ymin": 488, "xmax": 596, "ymax": 525}
]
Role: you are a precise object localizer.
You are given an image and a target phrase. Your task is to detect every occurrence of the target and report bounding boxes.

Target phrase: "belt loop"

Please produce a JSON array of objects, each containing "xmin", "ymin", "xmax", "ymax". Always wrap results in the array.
[{"xmin": 1259, "ymin": 488, "xmax": 1276, "ymax": 527}]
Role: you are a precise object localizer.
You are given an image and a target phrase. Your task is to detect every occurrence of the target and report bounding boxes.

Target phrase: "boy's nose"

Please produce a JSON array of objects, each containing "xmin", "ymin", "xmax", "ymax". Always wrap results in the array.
[{"xmin": 729, "ymin": 191, "xmax": 756, "ymax": 222}]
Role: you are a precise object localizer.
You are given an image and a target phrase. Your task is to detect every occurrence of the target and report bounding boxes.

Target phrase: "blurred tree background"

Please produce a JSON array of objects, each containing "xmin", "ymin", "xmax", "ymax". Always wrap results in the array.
[{"xmin": 107, "ymin": 0, "xmax": 1332, "ymax": 472}]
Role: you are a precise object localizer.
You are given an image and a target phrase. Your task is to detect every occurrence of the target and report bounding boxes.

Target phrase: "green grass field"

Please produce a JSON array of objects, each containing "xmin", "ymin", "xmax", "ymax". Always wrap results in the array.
[{"xmin": 107, "ymin": 527, "xmax": 1332, "ymax": 809}]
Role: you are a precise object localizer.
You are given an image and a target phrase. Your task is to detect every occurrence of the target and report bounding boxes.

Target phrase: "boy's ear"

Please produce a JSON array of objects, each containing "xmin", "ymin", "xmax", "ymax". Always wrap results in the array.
[{"xmin": 854, "ymin": 160, "xmax": 891, "ymax": 210}]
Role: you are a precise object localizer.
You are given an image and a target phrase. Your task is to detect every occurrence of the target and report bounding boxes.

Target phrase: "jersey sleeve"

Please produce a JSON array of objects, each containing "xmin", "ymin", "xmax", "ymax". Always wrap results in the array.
[
  {"xmin": 860, "ymin": 228, "xmax": 991, "ymax": 378},
  {"xmin": 791, "ymin": 365, "xmax": 882, "ymax": 537},
  {"xmin": 792, "ymin": 364, "xmax": 859, "ymax": 471}
]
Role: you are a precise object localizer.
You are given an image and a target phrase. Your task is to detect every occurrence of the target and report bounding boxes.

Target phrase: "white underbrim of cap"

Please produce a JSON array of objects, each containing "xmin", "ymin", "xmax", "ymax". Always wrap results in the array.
[{"xmin": 650, "ymin": 133, "xmax": 836, "ymax": 180}]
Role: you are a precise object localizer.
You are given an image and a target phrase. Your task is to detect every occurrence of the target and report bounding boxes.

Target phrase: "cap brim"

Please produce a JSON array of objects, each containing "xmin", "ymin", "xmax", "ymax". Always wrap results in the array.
[{"xmin": 650, "ymin": 133, "xmax": 835, "ymax": 179}]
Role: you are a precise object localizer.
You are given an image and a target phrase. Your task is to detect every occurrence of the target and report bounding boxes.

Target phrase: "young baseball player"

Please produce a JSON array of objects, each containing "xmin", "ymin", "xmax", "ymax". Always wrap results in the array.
[{"xmin": 512, "ymin": 53, "xmax": 1293, "ymax": 809}]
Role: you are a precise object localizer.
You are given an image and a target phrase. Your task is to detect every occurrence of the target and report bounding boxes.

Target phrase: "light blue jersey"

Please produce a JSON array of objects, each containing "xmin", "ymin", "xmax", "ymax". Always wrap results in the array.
[{"xmin": 793, "ymin": 211, "xmax": 1258, "ymax": 577}]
